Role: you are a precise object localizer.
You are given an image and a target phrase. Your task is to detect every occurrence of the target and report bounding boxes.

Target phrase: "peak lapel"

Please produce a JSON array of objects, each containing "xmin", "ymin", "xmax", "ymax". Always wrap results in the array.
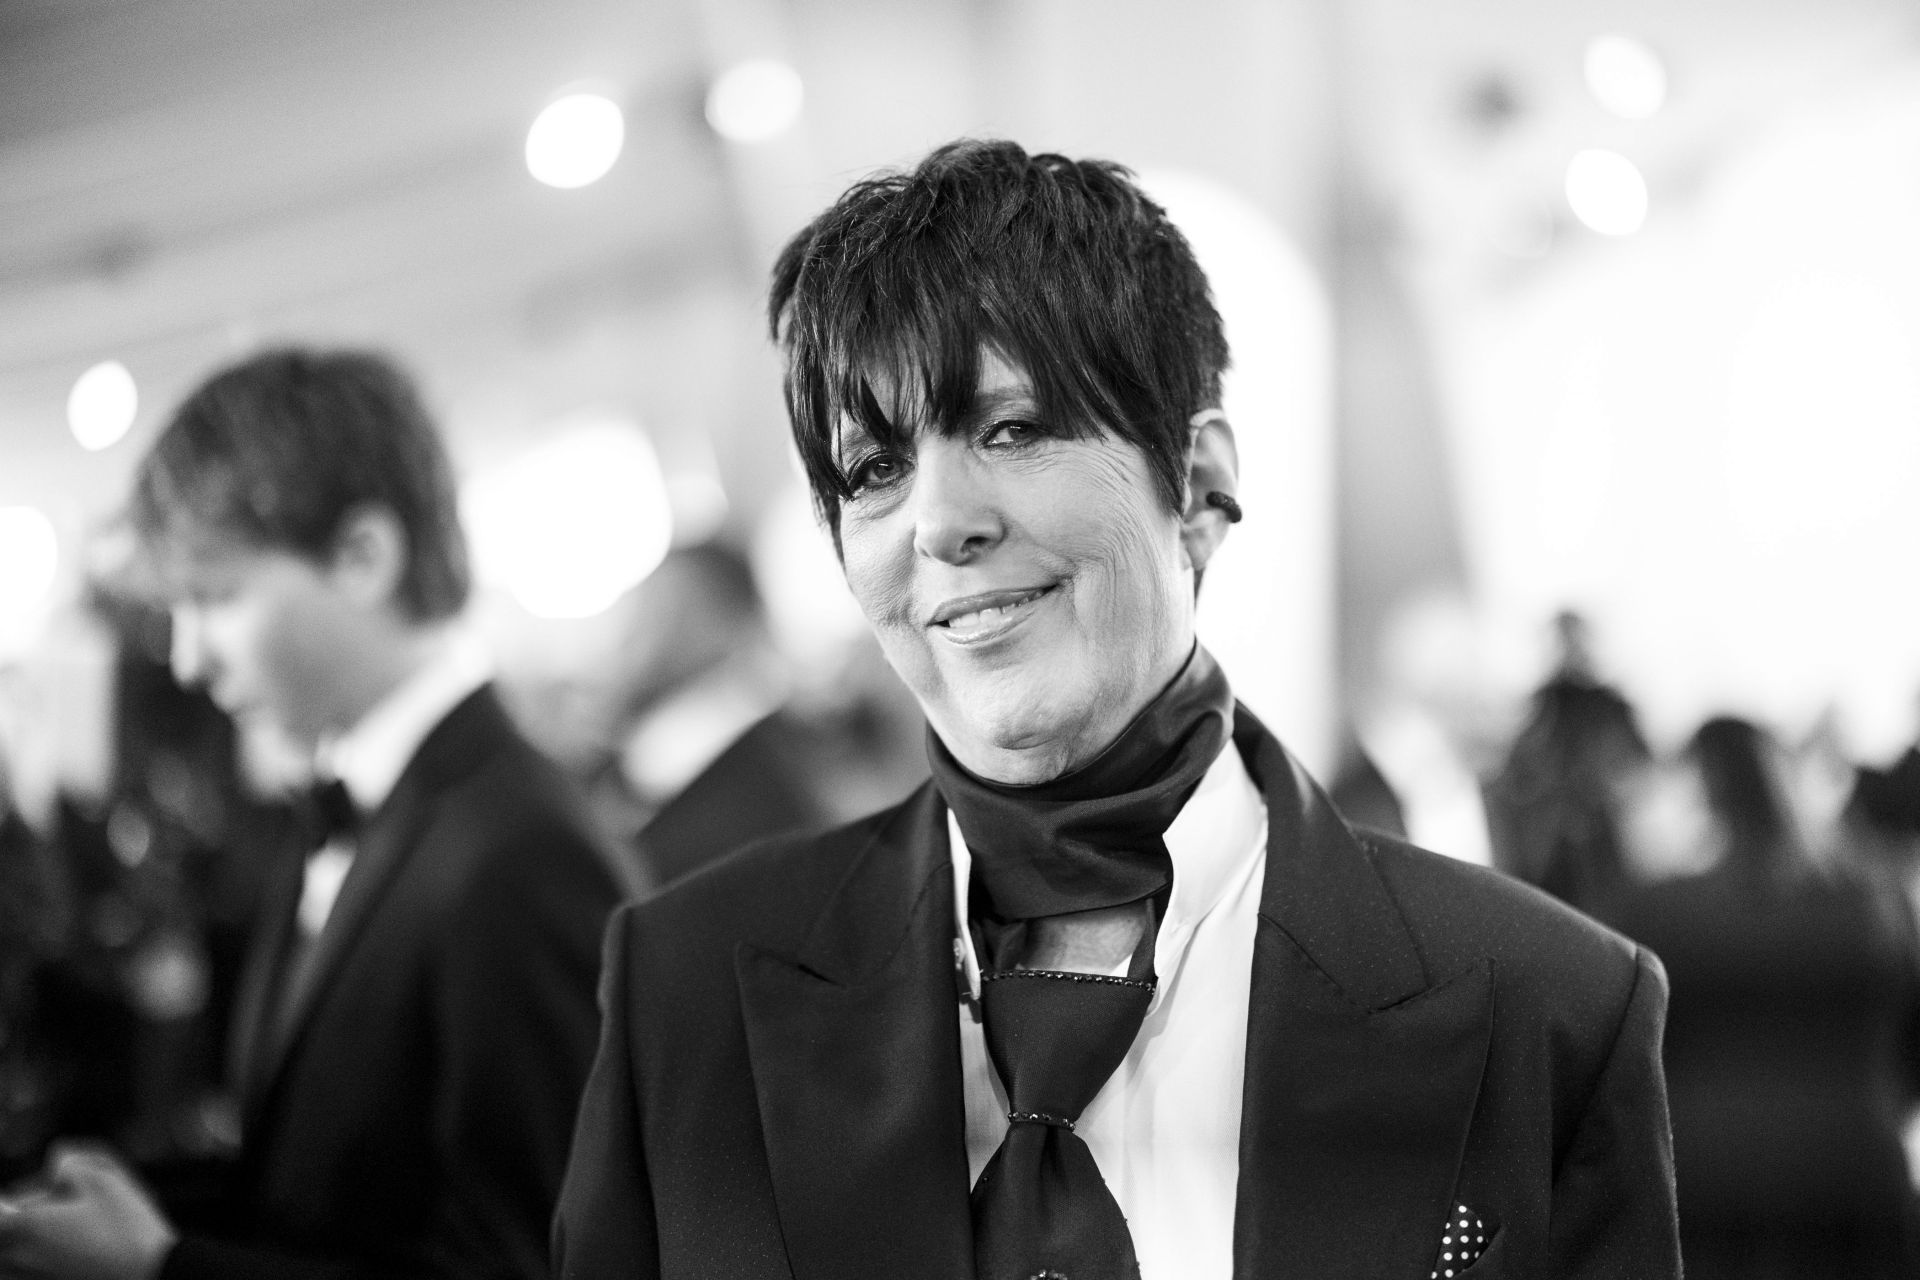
[
  {"xmin": 251, "ymin": 688, "xmax": 507, "ymax": 1112},
  {"xmin": 736, "ymin": 785, "xmax": 973, "ymax": 1280},
  {"xmin": 252, "ymin": 774, "xmax": 430, "ymax": 1103},
  {"xmin": 1230, "ymin": 708, "xmax": 1493, "ymax": 1279}
]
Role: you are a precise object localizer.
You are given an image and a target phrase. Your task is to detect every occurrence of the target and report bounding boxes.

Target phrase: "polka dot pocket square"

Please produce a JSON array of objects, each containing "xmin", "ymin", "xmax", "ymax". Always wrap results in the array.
[{"xmin": 1429, "ymin": 1203, "xmax": 1497, "ymax": 1278}]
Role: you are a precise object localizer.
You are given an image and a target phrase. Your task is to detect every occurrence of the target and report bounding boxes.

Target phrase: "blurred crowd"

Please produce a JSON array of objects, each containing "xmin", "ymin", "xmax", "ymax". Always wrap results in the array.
[
  {"xmin": 2, "ymin": 575, "xmax": 1917, "ymax": 1275},
  {"xmin": 0, "ymin": 538, "xmax": 927, "ymax": 1189},
  {"xmin": 1337, "ymin": 607, "xmax": 1920, "ymax": 1277}
]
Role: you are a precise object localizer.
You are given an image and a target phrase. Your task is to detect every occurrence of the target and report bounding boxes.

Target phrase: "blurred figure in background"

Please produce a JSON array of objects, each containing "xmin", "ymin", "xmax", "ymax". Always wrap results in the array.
[
  {"xmin": 1848, "ymin": 693, "xmax": 1920, "ymax": 900},
  {"xmin": 0, "ymin": 347, "xmax": 622, "ymax": 1280},
  {"xmin": 2, "ymin": 589, "xmax": 306, "ymax": 1193},
  {"xmin": 1486, "ymin": 608, "xmax": 1650, "ymax": 912},
  {"xmin": 577, "ymin": 539, "xmax": 926, "ymax": 891},
  {"xmin": 1604, "ymin": 715, "xmax": 1920, "ymax": 1280},
  {"xmin": 1332, "ymin": 584, "xmax": 1517, "ymax": 866},
  {"xmin": 587, "ymin": 541, "xmax": 830, "ymax": 889},
  {"xmin": 0, "ymin": 744, "xmax": 70, "ymax": 1185}
]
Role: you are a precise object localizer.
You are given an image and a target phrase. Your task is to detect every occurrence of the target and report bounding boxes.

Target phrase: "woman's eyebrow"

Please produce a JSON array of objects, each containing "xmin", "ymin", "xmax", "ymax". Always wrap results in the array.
[{"xmin": 959, "ymin": 385, "xmax": 1039, "ymax": 429}]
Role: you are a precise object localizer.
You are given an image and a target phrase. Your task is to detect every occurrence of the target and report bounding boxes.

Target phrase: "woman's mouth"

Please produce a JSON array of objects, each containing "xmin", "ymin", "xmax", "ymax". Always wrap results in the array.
[{"xmin": 930, "ymin": 585, "xmax": 1055, "ymax": 642}]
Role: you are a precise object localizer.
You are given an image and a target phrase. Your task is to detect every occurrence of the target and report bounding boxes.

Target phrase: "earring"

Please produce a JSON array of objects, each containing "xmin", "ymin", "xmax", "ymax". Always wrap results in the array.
[{"xmin": 1205, "ymin": 491, "xmax": 1243, "ymax": 523}]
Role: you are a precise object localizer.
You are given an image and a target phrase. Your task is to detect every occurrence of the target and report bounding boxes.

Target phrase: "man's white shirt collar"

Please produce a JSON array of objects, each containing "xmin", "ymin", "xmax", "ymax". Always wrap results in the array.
[
  {"xmin": 298, "ymin": 631, "xmax": 492, "ymax": 938},
  {"xmin": 317, "ymin": 630, "xmax": 493, "ymax": 818}
]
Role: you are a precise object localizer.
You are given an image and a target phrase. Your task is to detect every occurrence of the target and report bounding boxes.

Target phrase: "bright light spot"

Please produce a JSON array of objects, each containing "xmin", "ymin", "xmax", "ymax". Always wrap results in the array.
[
  {"xmin": 705, "ymin": 59, "xmax": 804, "ymax": 143},
  {"xmin": 1565, "ymin": 149, "xmax": 1648, "ymax": 236},
  {"xmin": 67, "ymin": 361, "xmax": 137, "ymax": 451},
  {"xmin": 0, "ymin": 506, "xmax": 59, "ymax": 632},
  {"xmin": 462, "ymin": 417, "xmax": 672, "ymax": 619},
  {"xmin": 1724, "ymin": 270, "xmax": 1920, "ymax": 543},
  {"xmin": 1584, "ymin": 34, "xmax": 1667, "ymax": 120},
  {"xmin": 525, "ymin": 93, "xmax": 625, "ymax": 189},
  {"xmin": 1143, "ymin": 169, "xmax": 1337, "ymax": 769},
  {"xmin": 750, "ymin": 483, "xmax": 867, "ymax": 676}
]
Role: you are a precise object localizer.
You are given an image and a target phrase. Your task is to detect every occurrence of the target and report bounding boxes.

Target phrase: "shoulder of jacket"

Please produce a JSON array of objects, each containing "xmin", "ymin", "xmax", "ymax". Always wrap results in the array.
[{"xmin": 1352, "ymin": 826, "xmax": 1646, "ymax": 1005}]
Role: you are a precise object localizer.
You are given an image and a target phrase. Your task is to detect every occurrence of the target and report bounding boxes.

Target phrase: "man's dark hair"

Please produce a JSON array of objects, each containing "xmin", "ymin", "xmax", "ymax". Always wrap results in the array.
[
  {"xmin": 129, "ymin": 346, "xmax": 471, "ymax": 622},
  {"xmin": 769, "ymin": 138, "xmax": 1230, "ymax": 532}
]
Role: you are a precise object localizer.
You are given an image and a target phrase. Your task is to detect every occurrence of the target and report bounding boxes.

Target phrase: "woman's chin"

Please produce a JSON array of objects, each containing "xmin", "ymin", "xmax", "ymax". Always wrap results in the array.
[{"xmin": 935, "ymin": 698, "xmax": 1102, "ymax": 784}]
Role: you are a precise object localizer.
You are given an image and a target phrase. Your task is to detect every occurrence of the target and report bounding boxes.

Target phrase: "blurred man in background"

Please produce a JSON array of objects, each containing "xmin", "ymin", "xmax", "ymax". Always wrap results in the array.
[
  {"xmin": 586, "ymin": 541, "xmax": 827, "ymax": 889},
  {"xmin": 0, "ymin": 347, "xmax": 622, "ymax": 1280}
]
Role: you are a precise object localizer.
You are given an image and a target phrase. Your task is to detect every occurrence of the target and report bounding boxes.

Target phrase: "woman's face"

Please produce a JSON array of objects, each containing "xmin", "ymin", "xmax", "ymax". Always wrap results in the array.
[{"xmin": 835, "ymin": 351, "xmax": 1197, "ymax": 784}]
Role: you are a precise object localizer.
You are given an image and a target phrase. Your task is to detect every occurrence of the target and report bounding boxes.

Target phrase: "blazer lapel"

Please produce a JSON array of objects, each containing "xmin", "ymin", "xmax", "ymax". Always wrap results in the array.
[
  {"xmin": 736, "ymin": 784, "xmax": 974, "ymax": 1280},
  {"xmin": 229, "ymin": 844, "xmax": 303, "ymax": 1115},
  {"xmin": 249, "ymin": 768, "xmax": 432, "ymax": 1109},
  {"xmin": 248, "ymin": 688, "xmax": 508, "ymax": 1117},
  {"xmin": 1230, "ymin": 707, "xmax": 1493, "ymax": 1279}
]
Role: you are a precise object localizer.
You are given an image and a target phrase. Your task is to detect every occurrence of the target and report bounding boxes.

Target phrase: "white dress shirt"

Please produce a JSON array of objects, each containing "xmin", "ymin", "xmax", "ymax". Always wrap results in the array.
[
  {"xmin": 952, "ymin": 741, "xmax": 1269, "ymax": 1278},
  {"xmin": 297, "ymin": 632, "xmax": 492, "ymax": 936}
]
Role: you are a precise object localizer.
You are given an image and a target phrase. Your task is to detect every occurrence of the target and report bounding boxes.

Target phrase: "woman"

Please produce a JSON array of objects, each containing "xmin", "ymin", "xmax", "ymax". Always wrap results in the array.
[
  {"xmin": 1607, "ymin": 716, "xmax": 1920, "ymax": 1279},
  {"xmin": 554, "ymin": 140, "xmax": 1679, "ymax": 1280}
]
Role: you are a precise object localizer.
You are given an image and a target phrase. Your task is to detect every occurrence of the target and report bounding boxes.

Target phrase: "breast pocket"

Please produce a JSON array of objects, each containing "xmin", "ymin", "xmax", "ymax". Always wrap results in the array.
[{"xmin": 1431, "ymin": 1225, "xmax": 1503, "ymax": 1278}]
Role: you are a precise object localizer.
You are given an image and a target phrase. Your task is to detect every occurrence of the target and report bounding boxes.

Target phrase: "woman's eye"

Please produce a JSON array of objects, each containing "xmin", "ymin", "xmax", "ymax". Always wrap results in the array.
[
  {"xmin": 845, "ymin": 452, "xmax": 904, "ymax": 494},
  {"xmin": 982, "ymin": 418, "xmax": 1043, "ymax": 448}
]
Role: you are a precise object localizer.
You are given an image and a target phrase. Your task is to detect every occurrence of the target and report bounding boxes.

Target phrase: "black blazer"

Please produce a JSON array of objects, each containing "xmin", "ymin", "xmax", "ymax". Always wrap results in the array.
[
  {"xmin": 163, "ymin": 686, "xmax": 624, "ymax": 1280},
  {"xmin": 555, "ymin": 707, "xmax": 1680, "ymax": 1278},
  {"xmin": 633, "ymin": 709, "xmax": 834, "ymax": 890}
]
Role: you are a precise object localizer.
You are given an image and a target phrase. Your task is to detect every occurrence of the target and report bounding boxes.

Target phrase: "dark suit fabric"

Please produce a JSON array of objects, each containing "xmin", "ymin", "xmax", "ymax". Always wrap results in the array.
[
  {"xmin": 632, "ymin": 709, "xmax": 834, "ymax": 890},
  {"xmin": 162, "ymin": 686, "xmax": 623, "ymax": 1280},
  {"xmin": 556, "ymin": 706, "xmax": 1680, "ymax": 1278},
  {"xmin": 1601, "ymin": 865, "xmax": 1920, "ymax": 1279}
]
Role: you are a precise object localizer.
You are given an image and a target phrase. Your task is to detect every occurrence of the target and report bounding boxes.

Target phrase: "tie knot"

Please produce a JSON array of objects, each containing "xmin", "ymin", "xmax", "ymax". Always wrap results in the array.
[
  {"xmin": 979, "ymin": 969, "xmax": 1154, "ymax": 1122},
  {"xmin": 302, "ymin": 777, "xmax": 360, "ymax": 848}
]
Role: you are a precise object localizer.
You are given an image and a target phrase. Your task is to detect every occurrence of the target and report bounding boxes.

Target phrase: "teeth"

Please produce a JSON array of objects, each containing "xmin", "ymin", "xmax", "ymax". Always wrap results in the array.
[{"xmin": 943, "ymin": 589, "xmax": 1044, "ymax": 631}]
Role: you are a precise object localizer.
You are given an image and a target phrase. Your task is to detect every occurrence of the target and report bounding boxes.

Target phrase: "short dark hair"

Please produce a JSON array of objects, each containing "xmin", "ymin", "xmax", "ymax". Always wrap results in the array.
[
  {"xmin": 769, "ymin": 138, "xmax": 1229, "ymax": 532},
  {"xmin": 129, "ymin": 346, "xmax": 470, "ymax": 622}
]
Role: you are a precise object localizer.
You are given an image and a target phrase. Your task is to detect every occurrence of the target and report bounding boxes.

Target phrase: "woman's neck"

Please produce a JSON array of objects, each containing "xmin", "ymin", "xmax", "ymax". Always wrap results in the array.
[{"xmin": 1017, "ymin": 903, "xmax": 1150, "ymax": 974}]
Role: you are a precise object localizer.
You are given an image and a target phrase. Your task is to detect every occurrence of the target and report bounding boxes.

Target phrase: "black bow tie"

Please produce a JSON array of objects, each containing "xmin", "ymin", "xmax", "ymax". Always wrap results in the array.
[{"xmin": 300, "ymin": 777, "xmax": 361, "ymax": 849}]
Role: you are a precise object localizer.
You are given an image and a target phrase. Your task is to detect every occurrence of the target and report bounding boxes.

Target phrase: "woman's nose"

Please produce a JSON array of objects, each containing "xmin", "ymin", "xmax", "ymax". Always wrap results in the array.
[{"xmin": 910, "ymin": 437, "xmax": 1003, "ymax": 564}]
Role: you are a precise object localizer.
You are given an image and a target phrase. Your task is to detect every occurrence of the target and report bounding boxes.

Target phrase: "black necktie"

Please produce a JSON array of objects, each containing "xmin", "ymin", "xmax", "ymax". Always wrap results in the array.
[
  {"xmin": 971, "ymin": 966, "xmax": 1154, "ymax": 1280},
  {"xmin": 931, "ymin": 646, "xmax": 1233, "ymax": 1280},
  {"xmin": 299, "ymin": 777, "xmax": 359, "ymax": 851}
]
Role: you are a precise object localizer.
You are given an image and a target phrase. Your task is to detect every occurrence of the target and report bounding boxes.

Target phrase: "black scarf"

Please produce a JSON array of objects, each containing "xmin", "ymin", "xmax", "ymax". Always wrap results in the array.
[{"xmin": 928, "ymin": 643, "xmax": 1234, "ymax": 924}]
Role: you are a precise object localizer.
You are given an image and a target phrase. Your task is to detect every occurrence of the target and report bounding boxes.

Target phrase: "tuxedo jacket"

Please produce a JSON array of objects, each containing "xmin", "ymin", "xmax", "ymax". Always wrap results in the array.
[
  {"xmin": 555, "ymin": 707, "xmax": 1680, "ymax": 1278},
  {"xmin": 633, "ymin": 709, "xmax": 834, "ymax": 890},
  {"xmin": 163, "ymin": 687, "xmax": 624, "ymax": 1280}
]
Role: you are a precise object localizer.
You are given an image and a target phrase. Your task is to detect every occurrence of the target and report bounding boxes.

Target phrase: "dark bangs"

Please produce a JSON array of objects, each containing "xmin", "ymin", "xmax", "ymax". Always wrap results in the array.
[{"xmin": 770, "ymin": 140, "xmax": 1227, "ymax": 531}]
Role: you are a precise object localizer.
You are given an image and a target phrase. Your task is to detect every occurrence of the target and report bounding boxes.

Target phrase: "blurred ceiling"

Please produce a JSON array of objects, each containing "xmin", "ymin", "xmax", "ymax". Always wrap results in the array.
[
  {"xmin": 1, "ymin": 0, "xmax": 745, "ymax": 524},
  {"xmin": 3, "ymin": 0, "xmax": 1917, "ymax": 542}
]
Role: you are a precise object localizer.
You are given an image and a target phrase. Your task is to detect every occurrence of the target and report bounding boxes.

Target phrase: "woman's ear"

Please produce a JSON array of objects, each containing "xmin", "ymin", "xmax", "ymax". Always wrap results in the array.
[{"xmin": 1180, "ymin": 410, "xmax": 1240, "ymax": 573}]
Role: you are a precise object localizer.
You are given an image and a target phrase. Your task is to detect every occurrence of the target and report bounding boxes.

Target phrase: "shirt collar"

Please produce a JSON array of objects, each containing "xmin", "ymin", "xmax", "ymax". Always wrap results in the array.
[
  {"xmin": 950, "ymin": 736, "xmax": 1268, "ymax": 1011},
  {"xmin": 317, "ymin": 630, "xmax": 493, "ymax": 815}
]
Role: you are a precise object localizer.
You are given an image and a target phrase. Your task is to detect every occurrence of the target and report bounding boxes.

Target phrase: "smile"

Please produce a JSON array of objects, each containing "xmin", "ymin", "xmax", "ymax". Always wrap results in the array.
[{"xmin": 929, "ymin": 585, "xmax": 1055, "ymax": 642}]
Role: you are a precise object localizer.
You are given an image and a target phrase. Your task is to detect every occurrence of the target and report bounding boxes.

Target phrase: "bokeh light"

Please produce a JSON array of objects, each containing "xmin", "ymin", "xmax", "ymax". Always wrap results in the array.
[
  {"xmin": 1584, "ymin": 34, "xmax": 1667, "ymax": 120},
  {"xmin": 525, "ymin": 92, "xmax": 625, "ymax": 189},
  {"xmin": 1564, "ymin": 148, "xmax": 1648, "ymax": 236},
  {"xmin": 0, "ymin": 507, "xmax": 58, "ymax": 604},
  {"xmin": 67, "ymin": 360, "xmax": 138, "ymax": 451},
  {"xmin": 461, "ymin": 416, "xmax": 672, "ymax": 619},
  {"xmin": 705, "ymin": 59, "xmax": 804, "ymax": 143}
]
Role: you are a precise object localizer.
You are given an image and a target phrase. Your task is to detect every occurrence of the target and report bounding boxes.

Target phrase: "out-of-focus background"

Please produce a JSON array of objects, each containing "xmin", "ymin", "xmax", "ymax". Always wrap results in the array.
[{"xmin": 4, "ymin": 0, "xmax": 1920, "ymax": 1255}]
